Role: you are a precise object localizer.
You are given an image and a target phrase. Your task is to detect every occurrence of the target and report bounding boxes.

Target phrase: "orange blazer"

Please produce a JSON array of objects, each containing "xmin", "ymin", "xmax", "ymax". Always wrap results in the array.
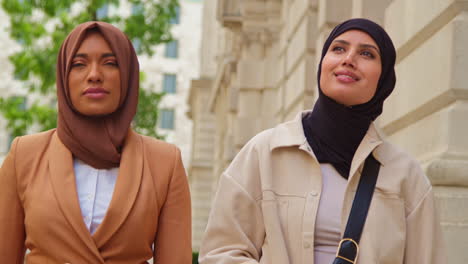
[{"xmin": 0, "ymin": 129, "xmax": 192, "ymax": 263}]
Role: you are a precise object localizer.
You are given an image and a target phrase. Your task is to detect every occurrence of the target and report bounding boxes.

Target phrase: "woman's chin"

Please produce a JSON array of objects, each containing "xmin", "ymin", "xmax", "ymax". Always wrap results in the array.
[{"xmin": 76, "ymin": 107, "xmax": 116, "ymax": 117}]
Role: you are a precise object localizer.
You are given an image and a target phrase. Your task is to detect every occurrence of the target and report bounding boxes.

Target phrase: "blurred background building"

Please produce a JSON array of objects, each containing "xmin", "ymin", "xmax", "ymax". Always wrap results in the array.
[
  {"xmin": 188, "ymin": 0, "xmax": 468, "ymax": 262},
  {"xmin": 0, "ymin": 1, "xmax": 202, "ymax": 263},
  {"xmin": 0, "ymin": 0, "xmax": 203, "ymax": 169},
  {"xmin": 0, "ymin": 7, "xmax": 24, "ymax": 164},
  {"xmin": 137, "ymin": 0, "xmax": 202, "ymax": 167}
]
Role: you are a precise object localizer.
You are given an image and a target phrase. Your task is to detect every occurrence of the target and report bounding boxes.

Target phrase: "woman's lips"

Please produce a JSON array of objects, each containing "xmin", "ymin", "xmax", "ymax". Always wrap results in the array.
[
  {"xmin": 83, "ymin": 87, "xmax": 109, "ymax": 99},
  {"xmin": 334, "ymin": 70, "xmax": 359, "ymax": 83}
]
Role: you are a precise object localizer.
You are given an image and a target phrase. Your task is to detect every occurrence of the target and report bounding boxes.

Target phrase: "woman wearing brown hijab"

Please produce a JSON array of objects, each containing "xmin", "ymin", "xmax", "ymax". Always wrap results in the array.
[{"xmin": 0, "ymin": 21, "xmax": 191, "ymax": 263}]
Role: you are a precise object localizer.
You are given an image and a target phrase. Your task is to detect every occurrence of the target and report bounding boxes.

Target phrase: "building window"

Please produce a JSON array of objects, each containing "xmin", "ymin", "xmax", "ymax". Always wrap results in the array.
[
  {"xmin": 131, "ymin": 3, "xmax": 144, "ymax": 15},
  {"xmin": 96, "ymin": 4, "xmax": 109, "ymax": 20},
  {"xmin": 132, "ymin": 38, "xmax": 142, "ymax": 53},
  {"xmin": 14, "ymin": 68, "xmax": 27, "ymax": 80},
  {"xmin": 7, "ymin": 133, "xmax": 15, "ymax": 150},
  {"xmin": 170, "ymin": 6, "xmax": 180, "ymax": 24},
  {"xmin": 162, "ymin": 74, "xmax": 177, "ymax": 94},
  {"xmin": 17, "ymin": 37, "xmax": 26, "ymax": 45},
  {"xmin": 164, "ymin": 40, "xmax": 179, "ymax": 58},
  {"xmin": 7, "ymin": 96, "xmax": 27, "ymax": 149},
  {"xmin": 13, "ymin": 96, "xmax": 27, "ymax": 110},
  {"xmin": 160, "ymin": 109, "xmax": 175, "ymax": 130}
]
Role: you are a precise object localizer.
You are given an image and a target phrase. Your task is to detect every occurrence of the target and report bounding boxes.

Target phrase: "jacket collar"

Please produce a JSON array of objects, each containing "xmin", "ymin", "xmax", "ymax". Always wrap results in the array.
[
  {"xmin": 269, "ymin": 111, "xmax": 310, "ymax": 151},
  {"xmin": 269, "ymin": 110, "xmax": 387, "ymax": 170},
  {"xmin": 48, "ymin": 129, "xmax": 143, "ymax": 259}
]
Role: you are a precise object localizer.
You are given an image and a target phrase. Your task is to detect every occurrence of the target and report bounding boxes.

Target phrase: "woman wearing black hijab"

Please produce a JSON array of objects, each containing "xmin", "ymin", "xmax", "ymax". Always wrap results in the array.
[{"xmin": 199, "ymin": 18, "xmax": 446, "ymax": 264}]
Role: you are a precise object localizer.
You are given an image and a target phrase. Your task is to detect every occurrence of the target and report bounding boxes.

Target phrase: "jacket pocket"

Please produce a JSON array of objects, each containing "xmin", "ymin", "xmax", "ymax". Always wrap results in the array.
[
  {"xmin": 261, "ymin": 190, "xmax": 289, "ymax": 237},
  {"xmin": 260, "ymin": 191, "xmax": 306, "ymax": 264},
  {"xmin": 260, "ymin": 192, "xmax": 290, "ymax": 264},
  {"xmin": 362, "ymin": 191, "xmax": 406, "ymax": 264}
]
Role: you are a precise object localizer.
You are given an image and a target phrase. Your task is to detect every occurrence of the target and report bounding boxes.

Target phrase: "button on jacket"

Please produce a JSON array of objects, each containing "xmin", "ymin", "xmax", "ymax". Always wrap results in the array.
[
  {"xmin": 0, "ymin": 129, "xmax": 191, "ymax": 264},
  {"xmin": 199, "ymin": 112, "xmax": 446, "ymax": 264}
]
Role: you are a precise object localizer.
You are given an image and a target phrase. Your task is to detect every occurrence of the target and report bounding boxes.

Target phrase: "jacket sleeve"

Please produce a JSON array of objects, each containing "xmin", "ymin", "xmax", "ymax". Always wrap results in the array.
[
  {"xmin": 0, "ymin": 138, "xmax": 26, "ymax": 263},
  {"xmin": 404, "ymin": 186, "xmax": 447, "ymax": 264},
  {"xmin": 199, "ymin": 172, "xmax": 265, "ymax": 264},
  {"xmin": 153, "ymin": 147, "xmax": 192, "ymax": 264}
]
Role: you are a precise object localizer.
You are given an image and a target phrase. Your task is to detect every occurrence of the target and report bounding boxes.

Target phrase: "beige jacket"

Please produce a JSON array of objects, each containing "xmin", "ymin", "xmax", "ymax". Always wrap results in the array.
[{"xmin": 199, "ymin": 112, "xmax": 446, "ymax": 264}]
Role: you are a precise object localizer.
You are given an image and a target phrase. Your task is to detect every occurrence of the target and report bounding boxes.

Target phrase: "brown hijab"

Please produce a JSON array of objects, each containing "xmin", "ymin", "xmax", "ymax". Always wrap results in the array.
[{"xmin": 56, "ymin": 21, "xmax": 139, "ymax": 169}]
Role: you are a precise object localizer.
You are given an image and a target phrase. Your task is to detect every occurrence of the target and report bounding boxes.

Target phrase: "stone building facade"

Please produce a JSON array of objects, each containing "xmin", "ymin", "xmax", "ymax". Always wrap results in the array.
[{"xmin": 188, "ymin": 0, "xmax": 468, "ymax": 261}]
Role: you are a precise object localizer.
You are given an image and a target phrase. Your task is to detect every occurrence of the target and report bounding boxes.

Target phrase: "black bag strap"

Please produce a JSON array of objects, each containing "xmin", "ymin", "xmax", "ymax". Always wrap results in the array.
[{"xmin": 333, "ymin": 154, "xmax": 380, "ymax": 264}]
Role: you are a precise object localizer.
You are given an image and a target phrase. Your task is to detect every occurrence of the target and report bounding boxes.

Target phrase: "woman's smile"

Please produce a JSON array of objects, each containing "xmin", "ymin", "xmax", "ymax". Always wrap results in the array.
[{"xmin": 334, "ymin": 70, "xmax": 360, "ymax": 83}]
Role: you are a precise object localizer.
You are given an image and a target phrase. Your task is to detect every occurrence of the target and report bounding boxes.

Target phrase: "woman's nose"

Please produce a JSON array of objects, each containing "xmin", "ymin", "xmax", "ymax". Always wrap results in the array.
[
  {"xmin": 87, "ymin": 63, "xmax": 102, "ymax": 83},
  {"xmin": 342, "ymin": 52, "xmax": 356, "ymax": 68}
]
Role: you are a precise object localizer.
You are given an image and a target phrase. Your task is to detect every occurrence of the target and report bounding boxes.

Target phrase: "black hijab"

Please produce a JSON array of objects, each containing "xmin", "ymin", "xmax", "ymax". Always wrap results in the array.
[{"xmin": 302, "ymin": 18, "xmax": 396, "ymax": 179}]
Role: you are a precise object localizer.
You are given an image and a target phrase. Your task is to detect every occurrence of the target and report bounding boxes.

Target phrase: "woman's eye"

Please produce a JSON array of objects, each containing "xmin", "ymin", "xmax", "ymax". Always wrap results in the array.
[
  {"xmin": 332, "ymin": 46, "xmax": 345, "ymax": 53},
  {"xmin": 105, "ymin": 61, "xmax": 119, "ymax": 67},
  {"xmin": 71, "ymin": 62, "xmax": 85, "ymax": 68},
  {"xmin": 361, "ymin": 51, "xmax": 375, "ymax": 59}
]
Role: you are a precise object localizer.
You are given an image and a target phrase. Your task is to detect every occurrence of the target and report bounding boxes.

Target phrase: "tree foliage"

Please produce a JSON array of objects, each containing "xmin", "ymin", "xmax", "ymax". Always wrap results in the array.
[{"xmin": 1, "ymin": 0, "xmax": 179, "ymax": 139}]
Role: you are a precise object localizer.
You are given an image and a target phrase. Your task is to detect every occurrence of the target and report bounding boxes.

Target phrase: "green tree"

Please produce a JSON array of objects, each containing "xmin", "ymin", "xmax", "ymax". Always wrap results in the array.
[{"xmin": 0, "ymin": 0, "xmax": 179, "ymax": 140}]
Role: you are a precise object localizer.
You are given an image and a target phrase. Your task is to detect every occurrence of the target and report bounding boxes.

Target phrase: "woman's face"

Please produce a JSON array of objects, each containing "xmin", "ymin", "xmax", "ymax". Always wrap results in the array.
[
  {"xmin": 68, "ymin": 31, "xmax": 121, "ymax": 116},
  {"xmin": 320, "ymin": 30, "xmax": 382, "ymax": 106}
]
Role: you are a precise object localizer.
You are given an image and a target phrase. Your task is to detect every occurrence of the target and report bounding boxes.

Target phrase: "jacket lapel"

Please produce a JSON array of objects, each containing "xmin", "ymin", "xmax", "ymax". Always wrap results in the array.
[
  {"xmin": 340, "ymin": 125, "xmax": 384, "ymax": 234},
  {"xmin": 92, "ymin": 130, "xmax": 143, "ymax": 247},
  {"xmin": 348, "ymin": 124, "xmax": 383, "ymax": 183},
  {"xmin": 48, "ymin": 132, "xmax": 104, "ymax": 262}
]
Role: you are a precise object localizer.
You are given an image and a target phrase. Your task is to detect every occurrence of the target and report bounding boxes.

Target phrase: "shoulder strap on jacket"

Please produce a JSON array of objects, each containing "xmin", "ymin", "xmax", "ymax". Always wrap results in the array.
[{"xmin": 333, "ymin": 154, "xmax": 380, "ymax": 264}]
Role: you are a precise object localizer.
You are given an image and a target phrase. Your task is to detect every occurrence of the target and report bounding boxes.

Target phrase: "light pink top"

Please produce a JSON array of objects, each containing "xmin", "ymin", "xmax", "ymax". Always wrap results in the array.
[{"xmin": 314, "ymin": 163, "xmax": 348, "ymax": 264}]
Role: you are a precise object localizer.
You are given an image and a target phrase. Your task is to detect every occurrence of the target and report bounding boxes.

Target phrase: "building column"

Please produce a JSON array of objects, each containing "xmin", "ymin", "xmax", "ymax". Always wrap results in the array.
[
  {"xmin": 382, "ymin": 2, "xmax": 468, "ymax": 262},
  {"xmin": 187, "ymin": 79, "xmax": 215, "ymax": 251}
]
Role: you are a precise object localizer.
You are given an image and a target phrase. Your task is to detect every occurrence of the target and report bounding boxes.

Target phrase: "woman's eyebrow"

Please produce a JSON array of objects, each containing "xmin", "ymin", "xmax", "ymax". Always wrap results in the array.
[
  {"xmin": 73, "ymin": 53, "xmax": 87, "ymax": 58},
  {"xmin": 360, "ymin": 44, "xmax": 380, "ymax": 53},
  {"xmin": 102, "ymin": 53, "xmax": 116, "ymax": 58},
  {"xmin": 333, "ymin": 39, "xmax": 350, "ymax": 46},
  {"xmin": 332, "ymin": 39, "xmax": 380, "ymax": 53},
  {"xmin": 72, "ymin": 53, "xmax": 116, "ymax": 58}
]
